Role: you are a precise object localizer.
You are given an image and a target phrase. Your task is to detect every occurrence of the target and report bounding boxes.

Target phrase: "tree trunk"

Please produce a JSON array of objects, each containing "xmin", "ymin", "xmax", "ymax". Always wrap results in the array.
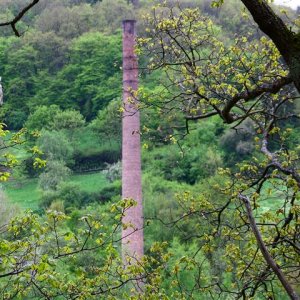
[
  {"xmin": 121, "ymin": 20, "xmax": 144, "ymax": 263},
  {"xmin": 240, "ymin": 0, "xmax": 300, "ymax": 92}
]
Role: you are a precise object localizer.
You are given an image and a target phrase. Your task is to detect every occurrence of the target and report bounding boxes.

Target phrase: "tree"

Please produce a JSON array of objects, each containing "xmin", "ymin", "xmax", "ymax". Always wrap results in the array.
[
  {"xmin": 51, "ymin": 109, "xmax": 85, "ymax": 136},
  {"xmin": 38, "ymin": 160, "xmax": 71, "ymax": 191},
  {"xmin": 25, "ymin": 105, "xmax": 61, "ymax": 132},
  {"xmin": 0, "ymin": 201, "xmax": 170, "ymax": 299},
  {"xmin": 90, "ymin": 99, "xmax": 122, "ymax": 143},
  {"xmin": 37, "ymin": 130, "xmax": 74, "ymax": 162},
  {"xmin": 1, "ymin": 1, "xmax": 299, "ymax": 298},
  {"xmin": 36, "ymin": 129, "xmax": 74, "ymax": 192},
  {"xmin": 36, "ymin": 32, "xmax": 122, "ymax": 119},
  {"xmin": 238, "ymin": 0, "xmax": 300, "ymax": 92},
  {"xmin": 139, "ymin": 4, "xmax": 299, "ymax": 299}
]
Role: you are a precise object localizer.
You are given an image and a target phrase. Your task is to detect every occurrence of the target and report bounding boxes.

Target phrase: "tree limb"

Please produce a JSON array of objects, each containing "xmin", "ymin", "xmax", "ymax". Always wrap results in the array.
[
  {"xmin": 0, "ymin": 0, "xmax": 40, "ymax": 37},
  {"xmin": 240, "ymin": 0, "xmax": 293, "ymax": 61},
  {"xmin": 221, "ymin": 76, "xmax": 293, "ymax": 123},
  {"xmin": 239, "ymin": 194, "xmax": 300, "ymax": 300},
  {"xmin": 240, "ymin": 0, "xmax": 300, "ymax": 92}
]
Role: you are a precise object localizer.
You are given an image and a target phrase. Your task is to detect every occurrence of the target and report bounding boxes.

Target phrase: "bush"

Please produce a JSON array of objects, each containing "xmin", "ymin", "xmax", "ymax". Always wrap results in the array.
[
  {"xmin": 220, "ymin": 119, "xmax": 255, "ymax": 166},
  {"xmin": 98, "ymin": 181, "xmax": 121, "ymax": 202},
  {"xmin": 40, "ymin": 182, "xmax": 90, "ymax": 210},
  {"xmin": 0, "ymin": 188, "xmax": 20, "ymax": 226},
  {"xmin": 103, "ymin": 161, "xmax": 121, "ymax": 183},
  {"xmin": 38, "ymin": 160, "xmax": 71, "ymax": 191},
  {"xmin": 39, "ymin": 181, "xmax": 119, "ymax": 211},
  {"xmin": 51, "ymin": 109, "xmax": 85, "ymax": 131},
  {"xmin": 5, "ymin": 110, "xmax": 27, "ymax": 130},
  {"xmin": 25, "ymin": 105, "xmax": 61, "ymax": 132},
  {"xmin": 24, "ymin": 157, "xmax": 42, "ymax": 177},
  {"xmin": 38, "ymin": 130, "xmax": 74, "ymax": 163},
  {"xmin": 73, "ymin": 148, "xmax": 121, "ymax": 172},
  {"xmin": 145, "ymin": 144, "xmax": 222, "ymax": 184},
  {"xmin": 160, "ymin": 238, "xmax": 212, "ymax": 296}
]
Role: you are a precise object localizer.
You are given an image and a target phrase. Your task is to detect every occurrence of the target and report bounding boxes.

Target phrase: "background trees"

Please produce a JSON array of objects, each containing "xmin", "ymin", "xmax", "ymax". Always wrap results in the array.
[
  {"xmin": 0, "ymin": 0, "xmax": 299, "ymax": 299},
  {"xmin": 139, "ymin": 3, "xmax": 300, "ymax": 298}
]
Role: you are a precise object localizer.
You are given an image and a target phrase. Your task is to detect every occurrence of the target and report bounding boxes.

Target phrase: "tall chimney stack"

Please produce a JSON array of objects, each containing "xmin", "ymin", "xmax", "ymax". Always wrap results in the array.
[
  {"xmin": 130, "ymin": 0, "xmax": 139, "ymax": 7},
  {"xmin": 121, "ymin": 20, "xmax": 144, "ymax": 262}
]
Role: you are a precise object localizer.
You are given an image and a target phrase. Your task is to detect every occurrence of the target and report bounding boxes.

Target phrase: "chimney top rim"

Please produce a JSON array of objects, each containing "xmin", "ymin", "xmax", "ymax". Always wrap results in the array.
[{"xmin": 122, "ymin": 19, "xmax": 137, "ymax": 24}]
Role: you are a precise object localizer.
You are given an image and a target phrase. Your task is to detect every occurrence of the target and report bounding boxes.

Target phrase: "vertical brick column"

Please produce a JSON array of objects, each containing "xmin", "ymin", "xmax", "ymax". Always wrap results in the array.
[{"xmin": 121, "ymin": 20, "xmax": 144, "ymax": 261}]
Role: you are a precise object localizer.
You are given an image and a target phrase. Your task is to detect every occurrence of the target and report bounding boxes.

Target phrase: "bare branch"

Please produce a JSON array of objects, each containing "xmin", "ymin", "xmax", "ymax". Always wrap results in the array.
[
  {"xmin": 239, "ymin": 194, "xmax": 300, "ymax": 300},
  {"xmin": 0, "ymin": 0, "xmax": 40, "ymax": 37}
]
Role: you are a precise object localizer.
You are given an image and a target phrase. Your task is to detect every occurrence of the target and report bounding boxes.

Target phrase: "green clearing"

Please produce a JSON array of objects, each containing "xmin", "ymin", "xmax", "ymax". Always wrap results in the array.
[
  {"xmin": 258, "ymin": 180, "xmax": 288, "ymax": 213},
  {"xmin": 3, "ymin": 172, "xmax": 108, "ymax": 211},
  {"xmin": 4, "ymin": 178, "xmax": 39, "ymax": 211},
  {"xmin": 70, "ymin": 172, "xmax": 108, "ymax": 192}
]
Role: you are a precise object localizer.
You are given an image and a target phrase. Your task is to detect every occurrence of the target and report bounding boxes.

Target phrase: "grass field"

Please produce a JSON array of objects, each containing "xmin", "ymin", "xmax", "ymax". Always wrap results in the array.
[{"xmin": 3, "ymin": 172, "xmax": 109, "ymax": 211}]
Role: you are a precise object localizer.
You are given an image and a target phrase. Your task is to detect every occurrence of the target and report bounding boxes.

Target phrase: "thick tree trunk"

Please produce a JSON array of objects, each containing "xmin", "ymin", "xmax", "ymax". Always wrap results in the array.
[
  {"xmin": 240, "ymin": 0, "xmax": 300, "ymax": 92},
  {"xmin": 121, "ymin": 20, "xmax": 144, "ymax": 262},
  {"xmin": 288, "ymin": 48, "xmax": 300, "ymax": 92}
]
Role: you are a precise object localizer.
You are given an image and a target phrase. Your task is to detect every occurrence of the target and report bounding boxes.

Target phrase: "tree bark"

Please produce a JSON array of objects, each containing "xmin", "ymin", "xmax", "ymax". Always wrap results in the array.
[{"xmin": 240, "ymin": 0, "xmax": 300, "ymax": 92}]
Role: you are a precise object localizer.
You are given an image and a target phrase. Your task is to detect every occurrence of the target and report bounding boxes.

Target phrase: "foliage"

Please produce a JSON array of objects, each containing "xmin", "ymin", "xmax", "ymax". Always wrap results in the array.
[
  {"xmin": 220, "ymin": 119, "xmax": 256, "ymax": 166},
  {"xmin": 98, "ymin": 181, "xmax": 121, "ymax": 203},
  {"xmin": 51, "ymin": 109, "xmax": 86, "ymax": 131},
  {"xmin": 73, "ymin": 146, "xmax": 121, "ymax": 173},
  {"xmin": 143, "ymin": 119, "xmax": 224, "ymax": 184},
  {"xmin": 40, "ymin": 179, "xmax": 120, "ymax": 211},
  {"xmin": 37, "ymin": 130, "xmax": 74, "ymax": 163},
  {"xmin": 38, "ymin": 160, "xmax": 71, "ymax": 191},
  {"xmin": 90, "ymin": 98, "xmax": 122, "ymax": 142},
  {"xmin": 31, "ymin": 32, "xmax": 122, "ymax": 120},
  {"xmin": 0, "ymin": 124, "xmax": 45, "ymax": 181},
  {"xmin": 139, "ymin": 3, "xmax": 300, "ymax": 299},
  {"xmin": 0, "ymin": 200, "xmax": 173, "ymax": 299},
  {"xmin": 0, "ymin": 188, "xmax": 20, "ymax": 227},
  {"xmin": 0, "ymin": 0, "xmax": 299, "ymax": 299},
  {"xmin": 103, "ymin": 161, "xmax": 122, "ymax": 183},
  {"xmin": 26, "ymin": 105, "xmax": 85, "ymax": 133},
  {"xmin": 25, "ymin": 105, "xmax": 62, "ymax": 132},
  {"xmin": 0, "ymin": 30, "xmax": 122, "ymax": 126}
]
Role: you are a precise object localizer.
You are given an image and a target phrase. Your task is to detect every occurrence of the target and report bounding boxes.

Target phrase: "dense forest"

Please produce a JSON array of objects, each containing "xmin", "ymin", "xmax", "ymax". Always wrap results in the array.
[{"xmin": 0, "ymin": 0, "xmax": 299, "ymax": 299}]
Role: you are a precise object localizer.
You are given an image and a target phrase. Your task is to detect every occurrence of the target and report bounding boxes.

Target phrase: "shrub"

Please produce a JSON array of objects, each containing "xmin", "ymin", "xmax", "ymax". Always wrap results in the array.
[
  {"xmin": 38, "ymin": 160, "xmax": 71, "ymax": 191},
  {"xmin": 220, "ymin": 119, "xmax": 255, "ymax": 166},
  {"xmin": 73, "ymin": 148, "xmax": 121, "ymax": 172},
  {"xmin": 0, "ymin": 188, "xmax": 20, "ymax": 226},
  {"xmin": 39, "ymin": 181, "xmax": 118, "ymax": 211},
  {"xmin": 37, "ymin": 130, "xmax": 74, "ymax": 164},
  {"xmin": 98, "ymin": 181, "xmax": 121, "ymax": 202},
  {"xmin": 103, "ymin": 161, "xmax": 121, "ymax": 183},
  {"xmin": 25, "ymin": 105, "xmax": 61, "ymax": 132}
]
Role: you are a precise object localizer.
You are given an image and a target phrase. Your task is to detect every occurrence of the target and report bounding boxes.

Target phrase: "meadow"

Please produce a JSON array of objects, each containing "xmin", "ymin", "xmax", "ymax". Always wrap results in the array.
[{"xmin": 3, "ymin": 172, "xmax": 109, "ymax": 211}]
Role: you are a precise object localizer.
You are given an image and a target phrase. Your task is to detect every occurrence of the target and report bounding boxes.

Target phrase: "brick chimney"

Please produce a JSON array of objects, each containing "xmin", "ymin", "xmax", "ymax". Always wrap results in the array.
[{"xmin": 121, "ymin": 20, "xmax": 144, "ymax": 263}]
